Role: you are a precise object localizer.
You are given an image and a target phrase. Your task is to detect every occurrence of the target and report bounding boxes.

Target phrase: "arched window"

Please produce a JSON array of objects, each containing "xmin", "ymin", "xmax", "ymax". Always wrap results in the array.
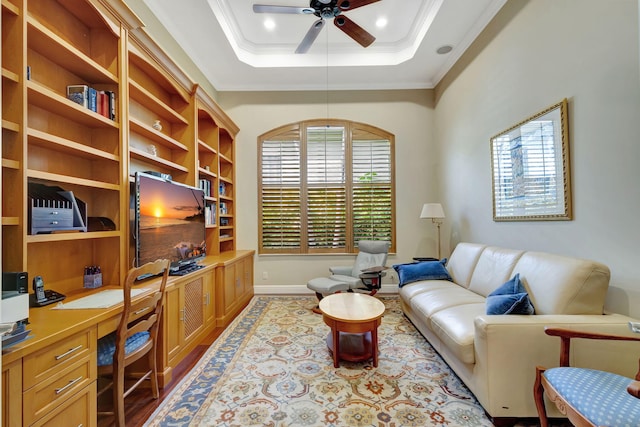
[{"xmin": 258, "ymin": 119, "xmax": 395, "ymax": 254}]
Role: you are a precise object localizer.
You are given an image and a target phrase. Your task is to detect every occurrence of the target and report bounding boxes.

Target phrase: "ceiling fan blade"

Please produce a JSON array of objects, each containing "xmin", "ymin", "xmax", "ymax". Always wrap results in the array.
[
  {"xmin": 338, "ymin": 0, "xmax": 381, "ymax": 11},
  {"xmin": 253, "ymin": 5, "xmax": 314, "ymax": 14},
  {"xmin": 295, "ymin": 19, "xmax": 325, "ymax": 54},
  {"xmin": 333, "ymin": 15, "xmax": 375, "ymax": 48}
]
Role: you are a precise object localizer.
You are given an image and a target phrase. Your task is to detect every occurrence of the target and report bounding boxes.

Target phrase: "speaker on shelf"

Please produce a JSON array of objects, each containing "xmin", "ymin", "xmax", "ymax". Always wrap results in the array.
[{"xmin": 2, "ymin": 271, "xmax": 28, "ymax": 294}]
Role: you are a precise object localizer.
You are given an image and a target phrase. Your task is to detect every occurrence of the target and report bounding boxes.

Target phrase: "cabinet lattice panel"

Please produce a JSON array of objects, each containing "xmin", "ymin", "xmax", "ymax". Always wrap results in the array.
[{"xmin": 184, "ymin": 278, "xmax": 204, "ymax": 337}]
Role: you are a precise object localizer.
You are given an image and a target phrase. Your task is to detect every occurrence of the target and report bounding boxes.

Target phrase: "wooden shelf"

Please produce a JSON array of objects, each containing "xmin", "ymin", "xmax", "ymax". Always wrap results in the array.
[
  {"xmin": 2, "ymin": 216, "xmax": 19, "ymax": 226},
  {"xmin": 1, "ymin": 158, "xmax": 20, "ymax": 169},
  {"xmin": 198, "ymin": 167, "xmax": 217, "ymax": 179},
  {"xmin": 198, "ymin": 139, "xmax": 217, "ymax": 154},
  {"xmin": 28, "ymin": 128, "xmax": 119, "ymax": 162},
  {"xmin": 219, "ymin": 153, "xmax": 232, "ymax": 164},
  {"xmin": 2, "ymin": 119, "xmax": 20, "ymax": 132},
  {"xmin": 130, "ymin": 117, "xmax": 188, "ymax": 151},
  {"xmin": 27, "ymin": 81, "xmax": 119, "ymax": 128},
  {"xmin": 26, "ymin": 230, "xmax": 120, "ymax": 244},
  {"xmin": 1, "ymin": 67, "xmax": 20, "ymax": 83},
  {"xmin": 129, "ymin": 79, "xmax": 189, "ymax": 125},
  {"xmin": 27, "ymin": 169, "xmax": 121, "ymax": 191},
  {"xmin": 1, "ymin": 0, "xmax": 19, "ymax": 16},
  {"xmin": 129, "ymin": 147, "xmax": 189, "ymax": 173},
  {"xmin": 27, "ymin": 16, "xmax": 118, "ymax": 84}
]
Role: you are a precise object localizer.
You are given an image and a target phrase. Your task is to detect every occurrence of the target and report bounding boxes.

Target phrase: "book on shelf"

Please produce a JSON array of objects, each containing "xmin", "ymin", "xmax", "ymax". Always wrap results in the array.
[
  {"xmin": 66, "ymin": 85, "xmax": 116, "ymax": 120},
  {"xmin": 204, "ymin": 203, "xmax": 216, "ymax": 225},
  {"xmin": 107, "ymin": 91, "xmax": 116, "ymax": 120},
  {"xmin": 199, "ymin": 179, "xmax": 212, "ymax": 197},
  {"xmin": 67, "ymin": 85, "xmax": 89, "ymax": 108},
  {"xmin": 88, "ymin": 87, "xmax": 97, "ymax": 112}
]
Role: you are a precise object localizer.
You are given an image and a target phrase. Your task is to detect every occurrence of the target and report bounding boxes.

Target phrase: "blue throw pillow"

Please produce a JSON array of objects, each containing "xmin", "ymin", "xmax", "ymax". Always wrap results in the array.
[
  {"xmin": 486, "ymin": 273, "xmax": 535, "ymax": 315},
  {"xmin": 393, "ymin": 259, "xmax": 451, "ymax": 287}
]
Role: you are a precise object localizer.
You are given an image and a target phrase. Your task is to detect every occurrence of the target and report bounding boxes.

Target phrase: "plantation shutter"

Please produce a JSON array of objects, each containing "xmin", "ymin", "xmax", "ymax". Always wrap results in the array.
[
  {"xmin": 260, "ymin": 136, "xmax": 302, "ymax": 251},
  {"xmin": 352, "ymin": 138, "xmax": 392, "ymax": 243},
  {"xmin": 258, "ymin": 120, "xmax": 395, "ymax": 254},
  {"xmin": 306, "ymin": 126, "xmax": 346, "ymax": 251}
]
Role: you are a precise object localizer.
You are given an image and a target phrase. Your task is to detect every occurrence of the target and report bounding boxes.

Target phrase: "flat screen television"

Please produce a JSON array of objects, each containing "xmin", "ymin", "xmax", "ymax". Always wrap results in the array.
[{"xmin": 133, "ymin": 172, "xmax": 206, "ymax": 273}]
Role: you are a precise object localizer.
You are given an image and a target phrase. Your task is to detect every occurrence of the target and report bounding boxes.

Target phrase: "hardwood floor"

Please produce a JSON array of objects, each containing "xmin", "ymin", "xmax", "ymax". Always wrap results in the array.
[{"xmin": 97, "ymin": 327, "xmax": 225, "ymax": 427}]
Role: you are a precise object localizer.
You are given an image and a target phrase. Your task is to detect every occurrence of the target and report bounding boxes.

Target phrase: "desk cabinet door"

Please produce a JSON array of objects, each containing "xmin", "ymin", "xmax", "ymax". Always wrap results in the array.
[
  {"xmin": 183, "ymin": 277, "xmax": 205, "ymax": 343},
  {"xmin": 165, "ymin": 285, "xmax": 184, "ymax": 362},
  {"xmin": 2, "ymin": 359, "xmax": 22, "ymax": 427}
]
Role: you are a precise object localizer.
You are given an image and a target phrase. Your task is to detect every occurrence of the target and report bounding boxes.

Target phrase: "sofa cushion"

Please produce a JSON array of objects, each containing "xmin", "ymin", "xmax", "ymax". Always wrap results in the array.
[
  {"xmin": 512, "ymin": 252, "xmax": 610, "ymax": 315},
  {"xmin": 430, "ymin": 303, "xmax": 486, "ymax": 365},
  {"xmin": 486, "ymin": 274, "xmax": 534, "ymax": 315},
  {"xmin": 398, "ymin": 280, "xmax": 457, "ymax": 301},
  {"xmin": 393, "ymin": 259, "xmax": 451, "ymax": 287},
  {"xmin": 410, "ymin": 287, "xmax": 485, "ymax": 328},
  {"xmin": 446, "ymin": 243, "xmax": 486, "ymax": 288},
  {"xmin": 467, "ymin": 246, "xmax": 524, "ymax": 297}
]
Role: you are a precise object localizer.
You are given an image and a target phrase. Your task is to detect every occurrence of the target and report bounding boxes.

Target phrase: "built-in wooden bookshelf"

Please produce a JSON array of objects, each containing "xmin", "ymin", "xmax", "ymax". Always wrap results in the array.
[
  {"xmin": 195, "ymin": 85, "xmax": 239, "ymax": 254},
  {"xmin": 1, "ymin": 1, "xmax": 245, "ymax": 424},
  {"xmin": 1, "ymin": 0, "xmax": 240, "ymax": 295}
]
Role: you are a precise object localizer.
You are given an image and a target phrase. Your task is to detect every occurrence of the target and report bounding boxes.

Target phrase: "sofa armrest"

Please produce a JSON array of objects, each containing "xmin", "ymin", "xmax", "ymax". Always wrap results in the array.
[
  {"xmin": 471, "ymin": 313, "xmax": 639, "ymax": 417},
  {"xmin": 329, "ymin": 266, "xmax": 352, "ymax": 276},
  {"xmin": 474, "ymin": 313, "xmax": 639, "ymax": 372}
]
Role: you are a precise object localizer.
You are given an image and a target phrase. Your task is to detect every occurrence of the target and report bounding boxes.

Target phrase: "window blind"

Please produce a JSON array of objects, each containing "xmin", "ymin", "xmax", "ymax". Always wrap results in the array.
[{"xmin": 259, "ymin": 121, "xmax": 395, "ymax": 254}]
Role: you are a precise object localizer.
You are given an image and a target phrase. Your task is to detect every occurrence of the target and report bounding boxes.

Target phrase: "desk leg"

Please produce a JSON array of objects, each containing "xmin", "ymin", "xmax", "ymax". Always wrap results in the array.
[{"xmin": 332, "ymin": 327, "xmax": 340, "ymax": 368}]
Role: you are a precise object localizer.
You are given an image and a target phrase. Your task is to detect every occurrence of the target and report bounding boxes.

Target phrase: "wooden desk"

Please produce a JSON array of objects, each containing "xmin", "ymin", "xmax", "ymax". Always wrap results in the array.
[
  {"xmin": 319, "ymin": 293, "xmax": 385, "ymax": 368},
  {"xmin": 1, "ymin": 250, "xmax": 254, "ymax": 427}
]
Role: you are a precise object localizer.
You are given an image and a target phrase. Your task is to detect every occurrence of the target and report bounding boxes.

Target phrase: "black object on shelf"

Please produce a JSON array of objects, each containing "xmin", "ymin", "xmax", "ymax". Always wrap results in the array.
[{"xmin": 29, "ymin": 289, "xmax": 66, "ymax": 307}]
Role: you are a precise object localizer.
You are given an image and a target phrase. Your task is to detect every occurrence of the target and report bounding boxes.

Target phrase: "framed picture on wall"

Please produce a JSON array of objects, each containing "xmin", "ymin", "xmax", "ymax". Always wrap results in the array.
[{"xmin": 490, "ymin": 99, "xmax": 572, "ymax": 221}]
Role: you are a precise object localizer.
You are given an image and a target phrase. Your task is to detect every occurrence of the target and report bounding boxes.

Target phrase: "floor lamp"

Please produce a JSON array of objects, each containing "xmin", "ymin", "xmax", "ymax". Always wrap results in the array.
[{"xmin": 420, "ymin": 203, "xmax": 445, "ymax": 259}]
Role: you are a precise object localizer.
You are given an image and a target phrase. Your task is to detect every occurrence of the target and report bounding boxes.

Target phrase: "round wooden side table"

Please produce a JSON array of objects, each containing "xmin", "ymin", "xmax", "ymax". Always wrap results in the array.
[{"xmin": 318, "ymin": 293, "xmax": 385, "ymax": 367}]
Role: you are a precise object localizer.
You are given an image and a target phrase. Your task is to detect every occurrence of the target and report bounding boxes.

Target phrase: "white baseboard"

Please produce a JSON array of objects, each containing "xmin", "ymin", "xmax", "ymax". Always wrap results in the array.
[{"xmin": 253, "ymin": 283, "xmax": 399, "ymax": 295}]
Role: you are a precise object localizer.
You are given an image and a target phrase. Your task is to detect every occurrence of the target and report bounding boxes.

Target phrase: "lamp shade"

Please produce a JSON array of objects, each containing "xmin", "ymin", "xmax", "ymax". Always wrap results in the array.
[{"xmin": 420, "ymin": 203, "xmax": 445, "ymax": 219}]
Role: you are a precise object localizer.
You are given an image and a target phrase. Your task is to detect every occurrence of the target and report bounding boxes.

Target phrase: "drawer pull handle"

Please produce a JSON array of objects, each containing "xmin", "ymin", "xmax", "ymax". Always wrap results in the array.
[
  {"xmin": 55, "ymin": 344, "xmax": 83, "ymax": 360},
  {"xmin": 134, "ymin": 307, "xmax": 150, "ymax": 315},
  {"xmin": 55, "ymin": 376, "xmax": 82, "ymax": 395}
]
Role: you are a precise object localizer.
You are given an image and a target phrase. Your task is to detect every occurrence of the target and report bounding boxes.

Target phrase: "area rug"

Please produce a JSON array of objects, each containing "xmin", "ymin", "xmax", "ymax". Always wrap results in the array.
[{"xmin": 144, "ymin": 295, "xmax": 495, "ymax": 427}]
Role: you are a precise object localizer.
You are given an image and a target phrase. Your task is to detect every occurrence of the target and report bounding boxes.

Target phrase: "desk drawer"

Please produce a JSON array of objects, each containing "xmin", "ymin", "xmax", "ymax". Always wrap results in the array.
[
  {"xmin": 23, "ymin": 357, "xmax": 95, "ymax": 425},
  {"xmin": 30, "ymin": 380, "xmax": 96, "ymax": 427},
  {"xmin": 23, "ymin": 327, "xmax": 96, "ymax": 390}
]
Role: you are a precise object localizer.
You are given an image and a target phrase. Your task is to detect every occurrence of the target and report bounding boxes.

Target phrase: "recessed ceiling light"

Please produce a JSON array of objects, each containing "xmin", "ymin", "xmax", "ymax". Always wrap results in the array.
[
  {"xmin": 436, "ymin": 45, "xmax": 453, "ymax": 54},
  {"xmin": 376, "ymin": 17, "xmax": 388, "ymax": 28},
  {"xmin": 264, "ymin": 18, "xmax": 276, "ymax": 31}
]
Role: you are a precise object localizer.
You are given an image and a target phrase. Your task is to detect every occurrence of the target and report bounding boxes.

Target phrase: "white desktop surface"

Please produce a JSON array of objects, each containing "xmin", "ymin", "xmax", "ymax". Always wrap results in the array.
[{"xmin": 52, "ymin": 288, "xmax": 149, "ymax": 309}]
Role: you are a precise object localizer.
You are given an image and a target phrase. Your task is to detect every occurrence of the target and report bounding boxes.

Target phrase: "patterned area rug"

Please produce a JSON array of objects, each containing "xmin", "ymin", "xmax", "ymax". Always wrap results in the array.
[{"xmin": 144, "ymin": 295, "xmax": 496, "ymax": 427}]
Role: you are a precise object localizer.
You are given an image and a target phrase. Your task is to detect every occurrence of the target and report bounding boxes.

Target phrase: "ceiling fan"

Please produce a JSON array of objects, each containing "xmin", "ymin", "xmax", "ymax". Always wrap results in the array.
[{"xmin": 253, "ymin": 0, "xmax": 381, "ymax": 54}]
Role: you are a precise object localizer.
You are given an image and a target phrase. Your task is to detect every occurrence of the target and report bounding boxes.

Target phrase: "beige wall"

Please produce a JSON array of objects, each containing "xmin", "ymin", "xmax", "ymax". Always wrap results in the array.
[
  {"xmin": 128, "ymin": 0, "xmax": 640, "ymax": 315},
  {"xmin": 434, "ymin": 0, "xmax": 640, "ymax": 317},
  {"xmin": 218, "ymin": 90, "xmax": 439, "ymax": 292}
]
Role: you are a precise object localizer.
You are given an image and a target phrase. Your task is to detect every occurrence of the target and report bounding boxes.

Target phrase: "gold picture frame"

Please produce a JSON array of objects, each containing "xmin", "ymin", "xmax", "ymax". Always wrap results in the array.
[{"xmin": 490, "ymin": 99, "xmax": 571, "ymax": 221}]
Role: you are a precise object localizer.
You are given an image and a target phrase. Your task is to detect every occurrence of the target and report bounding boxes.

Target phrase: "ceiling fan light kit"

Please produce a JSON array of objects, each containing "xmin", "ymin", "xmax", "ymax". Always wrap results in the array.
[{"xmin": 253, "ymin": 0, "xmax": 381, "ymax": 54}]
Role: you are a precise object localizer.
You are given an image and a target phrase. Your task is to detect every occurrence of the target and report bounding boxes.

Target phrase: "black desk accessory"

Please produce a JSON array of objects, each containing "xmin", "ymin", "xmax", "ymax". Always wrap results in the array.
[{"xmin": 29, "ymin": 275, "xmax": 65, "ymax": 307}]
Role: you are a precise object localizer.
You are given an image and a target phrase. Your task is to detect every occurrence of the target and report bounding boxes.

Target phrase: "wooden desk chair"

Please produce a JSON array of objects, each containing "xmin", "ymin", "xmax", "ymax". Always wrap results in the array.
[
  {"xmin": 534, "ymin": 325, "xmax": 640, "ymax": 427},
  {"xmin": 96, "ymin": 259, "xmax": 170, "ymax": 427}
]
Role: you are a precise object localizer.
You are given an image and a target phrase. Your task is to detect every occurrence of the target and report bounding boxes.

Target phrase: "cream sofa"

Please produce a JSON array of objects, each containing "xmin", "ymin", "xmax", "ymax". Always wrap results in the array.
[{"xmin": 399, "ymin": 242, "xmax": 638, "ymax": 422}]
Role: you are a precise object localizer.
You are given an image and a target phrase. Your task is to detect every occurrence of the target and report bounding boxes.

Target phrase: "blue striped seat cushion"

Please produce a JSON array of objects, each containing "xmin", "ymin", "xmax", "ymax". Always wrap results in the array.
[
  {"xmin": 97, "ymin": 331, "xmax": 150, "ymax": 367},
  {"xmin": 544, "ymin": 367, "xmax": 640, "ymax": 427}
]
